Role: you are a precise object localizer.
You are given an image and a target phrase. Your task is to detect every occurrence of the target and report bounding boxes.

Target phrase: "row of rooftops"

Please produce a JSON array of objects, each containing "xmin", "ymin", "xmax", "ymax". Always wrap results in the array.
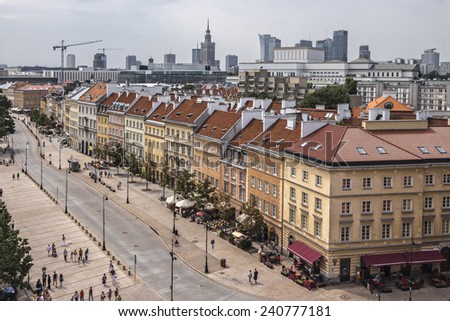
[{"xmin": 62, "ymin": 82, "xmax": 450, "ymax": 166}]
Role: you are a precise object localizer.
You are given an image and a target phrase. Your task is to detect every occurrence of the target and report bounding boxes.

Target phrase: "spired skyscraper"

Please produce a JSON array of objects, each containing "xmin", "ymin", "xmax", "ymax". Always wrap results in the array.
[{"xmin": 200, "ymin": 19, "xmax": 216, "ymax": 67}]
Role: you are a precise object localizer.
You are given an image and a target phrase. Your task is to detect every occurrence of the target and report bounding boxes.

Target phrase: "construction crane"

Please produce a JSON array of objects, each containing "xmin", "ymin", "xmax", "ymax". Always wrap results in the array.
[{"xmin": 53, "ymin": 39, "xmax": 102, "ymax": 83}]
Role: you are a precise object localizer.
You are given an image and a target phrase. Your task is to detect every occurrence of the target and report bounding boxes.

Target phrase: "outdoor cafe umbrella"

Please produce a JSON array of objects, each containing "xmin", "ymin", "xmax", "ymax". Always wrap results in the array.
[
  {"xmin": 176, "ymin": 199, "xmax": 195, "ymax": 209},
  {"xmin": 166, "ymin": 195, "xmax": 182, "ymax": 205}
]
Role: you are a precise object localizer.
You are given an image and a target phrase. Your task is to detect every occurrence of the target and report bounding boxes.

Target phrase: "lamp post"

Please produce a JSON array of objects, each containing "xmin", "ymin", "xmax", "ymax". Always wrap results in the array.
[
  {"xmin": 170, "ymin": 234, "xmax": 177, "ymax": 301},
  {"xmin": 126, "ymin": 172, "xmax": 130, "ymax": 204},
  {"xmin": 409, "ymin": 236, "xmax": 416, "ymax": 301},
  {"xmin": 59, "ymin": 142, "xmax": 61, "ymax": 170},
  {"xmin": 40, "ymin": 144, "xmax": 44, "ymax": 190},
  {"xmin": 65, "ymin": 169, "xmax": 69, "ymax": 214},
  {"xmin": 102, "ymin": 194, "xmax": 108, "ymax": 251},
  {"xmin": 25, "ymin": 141, "xmax": 29, "ymax": 174},
  {"xmin": 204, "ymin": 222, "xmax": 209, "ymax": 273}
]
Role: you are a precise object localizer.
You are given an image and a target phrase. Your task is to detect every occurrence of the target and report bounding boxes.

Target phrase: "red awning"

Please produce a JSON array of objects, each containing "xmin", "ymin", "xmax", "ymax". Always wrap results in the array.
[
  {"xmin": 402, "ymin": 250, "xmax": 446, "ymax": 264},
  {"xmin": 287, "ymin": 241, "xmax": 322, "ymax": 265},
  {"xmin": 362, "ymin": 253, "xmax": 406, "ymax": 267}
]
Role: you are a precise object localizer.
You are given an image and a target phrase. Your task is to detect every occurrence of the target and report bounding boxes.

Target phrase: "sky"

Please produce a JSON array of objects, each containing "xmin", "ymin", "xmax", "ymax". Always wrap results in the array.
[{"xmin": 1, "ymin": 0, "xmax": 449, "ymax": 70}]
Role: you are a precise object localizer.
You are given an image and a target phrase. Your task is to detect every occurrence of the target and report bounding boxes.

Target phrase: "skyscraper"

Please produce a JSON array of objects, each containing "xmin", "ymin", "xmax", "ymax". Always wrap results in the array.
[
  {"xmin": 164, "ymin": 53, "xmax": 176, "ymax": 64},
  {"xmin": 125, "ymin": 55, "xmax": 137, "ymax": 69},
  {"xmin": 332, "ymin": 30, "xmax": 348, "ymax": 62},
  {"xmin": 200, "ymin": 19, "xmax": 215, "ymax": 67},
  {"xmin": 93, "ymin": 53, "xmax": 107, "ymax": 69},
  {"xmin": 297, "ymin": 40, "xmax": 313, "ymax": 48},
  {"xmin": 359, "ymin": 45, "xmax": 371, "ymax": 60},
  {"xmin": 67, "ymin": 54, "xmax": 76, "ymax": 68},
  {"xmin": 259, "ymin": 34, "xmax": 281, "ymax": 62},
  {"xmin": 316, "ymin": 38, "xmax": 333, "ymax": 61},
  {"xmin": 225, "ymin": 55, "xmax": 238, "ymax": 73}
]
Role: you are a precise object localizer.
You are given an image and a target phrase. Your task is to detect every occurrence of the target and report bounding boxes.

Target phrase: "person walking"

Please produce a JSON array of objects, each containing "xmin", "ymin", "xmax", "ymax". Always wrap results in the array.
[
  {"xmin": 47, "ymin": 274, "xmax": 51, "ymax": 290},
  {"xmin": 17, "ymin": 172, "xmax": 19, "ymax": 180},
  {"xmin": 253, "ymin": 268, "xmax": 259, "ymax": 284},
  {"xmin": 88, "ymin": 286, "xmax": 93, "ymax": 301},
  {"xmin": 61, "ymin": 234, "xmax": 66, "ymax": 247},
  {"xmin": 79, "ymin": 289, "xmax": 85, "ymax": 301},
  {"xmin": 248, "ymin": 270, "xmax": 253, "ymax": 284},
  {"xmin": 114, "ymin": 287, "xmax": 119, "ymax": 301},
  {"xmin": 109, "ymin": 260, "xmax": 114, "ymax": 273},
  {"xmin": 12, "ymin": 173, "xmax": 15, "ymax": 180},
  {"xmin": 100, "ymin": 291, "xmax": 106, "ymax": 301},
  {"xmin": 102, "ymin": 273, "xmax": 107, "ymax": 286},
  {"xmin": 84, "ymin": 248, "xmax": 89, "ymax": 262},
  {"xmin": 53, "ymin": 271, "xmax": 58, "ymax": 287},
  {"xmin": 107, "ymin": 288, "xmax": 112, "ymax": 301},
  {"xmin": 46, "ymin": 244, "xmax": 51, "ymax": 256},
  {"xmin": 59, "ymin": 273, "xmax": 64, "ymax": 287},
  {"xmin": 73, "ymin": 290, "xmax": 79, "ymax": 301},
  {"xmin": 63, "ymin": 248, "xmax": 68, "ymax": 262}
]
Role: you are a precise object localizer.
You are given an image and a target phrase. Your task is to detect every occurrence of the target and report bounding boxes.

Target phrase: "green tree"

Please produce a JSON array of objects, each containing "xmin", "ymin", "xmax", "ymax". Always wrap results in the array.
[
  {"xmin": 345, "ymin": 77, "xmax": 358, "ymax": 95},
  {"xmin": 193, "ymin": 180, "xmax": 215, "ymax": 211},
  {"xmin": 300, "ymin": 85, "xmax": 350, "ymax": 109},
  {"xmin": 239, "ymin": 202, "xmax": 265, "ymax": 242},
  {"xmin": 0, "ymin": 202, "xmax": 33, "ymax": 292},
  {"xmin": 174, "ymin": 169, "xmax": 195, "ymax": 200},
  {"xmin": 216, "ymin": 193, "xmax": 235, "ymax": 223},
  {"xmin": 0, "ymin": 96, "xmax": 15, "ymax": 139}
]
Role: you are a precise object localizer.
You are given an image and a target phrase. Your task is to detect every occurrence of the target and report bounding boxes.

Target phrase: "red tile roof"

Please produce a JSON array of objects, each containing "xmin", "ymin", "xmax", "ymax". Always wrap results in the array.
[
  {"xmin": 196, "ymin": 110, "xmax": 241, "ymax": 140},
  {"xmin": 101, "ymin": 93, "xmax": 118, "ymax": 107},
  {"xmin": 146, "ymin": 102, "xmax": 174, "ymax": 122},
  {"xmin": 126, "ymin": 95, "xmax": 156, "ymax": 116},
  {"xmin": 248, "ymin": 119, "xmax": 302, "ymax": 152},
  {"xmin": 365, "ymin": 95, "xmax": 413, "ymax": 113},
  {"xmin": 116, "ymin": 91, "xmax": 138, "ymax": 104},
  {"xmin": 79, "ymin": 83, "xmax": 107, "ymax": 102},
  {"xmin": 165, "ymin": 98, "xmax": 208, "ymax": 124},
  {"xmin": 230, "ymin": 119, "xmax": 263, "ymax": 147}
]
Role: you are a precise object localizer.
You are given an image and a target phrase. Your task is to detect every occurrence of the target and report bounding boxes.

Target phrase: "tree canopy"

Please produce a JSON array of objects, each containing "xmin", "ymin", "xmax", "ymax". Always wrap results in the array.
[
  {"xmin": 300, "ymin": 84, "xmax": 350, "ymax": 109},
  {"xmin": 0, "ymin": 96, "xmax": 15, "ymax": 139},
  {"xmin": 0, "ymin": 201, "xmax": 33, "ymax": 291}
]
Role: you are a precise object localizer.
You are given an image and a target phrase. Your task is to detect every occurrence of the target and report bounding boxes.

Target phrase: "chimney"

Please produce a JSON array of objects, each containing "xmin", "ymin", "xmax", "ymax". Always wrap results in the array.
[
  {"xmin": 301, "ymin": 121, "xmax": 328, "ymax": 138},
  {"xmin": 286, "ymin": 117, "xmax": 296, "ymax": 130}
]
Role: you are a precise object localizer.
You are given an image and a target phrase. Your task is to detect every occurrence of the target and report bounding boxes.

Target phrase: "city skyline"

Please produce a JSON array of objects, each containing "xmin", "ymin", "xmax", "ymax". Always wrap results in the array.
[{"xmin": 1, "ymin": 0, "xmax": 449, "ymax": 69}]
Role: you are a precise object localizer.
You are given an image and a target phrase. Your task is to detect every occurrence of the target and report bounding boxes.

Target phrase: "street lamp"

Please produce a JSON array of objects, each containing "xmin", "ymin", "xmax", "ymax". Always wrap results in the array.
[
  {"xmin": 40, "ymin": 144, "xmax": 44, "ymax": 190},
  {"xmin": 170, "ymin": 234, "xmax": 177, "ymax": 301},
  {"xmin": 127, "ymin": 172, "xmax": 131, "ymax": 204},
  {"xmin": 65, "ymin": 168, "xmax": 70, "ymax": 214},
  {"xmin": 25, "ymin": 141, "xmax": 29, "ymax": 174},
  {"xmin": 102, "ymin": 194, "xmax": 108, "ymax": 251},
  {"xmin": 204, "ymin": 222, "xmax": 209, "ymax": 273},
  {"xmin": 59, "ymin": 142, "xmax": 62, "ymax": 170},
  {"xmin": 409, "ymin": 236, "xmax": 416, "ymax": 301}
]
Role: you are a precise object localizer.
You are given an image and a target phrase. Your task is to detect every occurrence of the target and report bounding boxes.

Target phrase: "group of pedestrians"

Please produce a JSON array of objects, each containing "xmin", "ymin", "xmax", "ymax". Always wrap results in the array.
[
  {"xmin": 248, "ymin": 268, "xmax": 259, "ymax": 285},
  {"xmin": 35, "ymin": 270, "xmax": 64, "ymax": 300}
]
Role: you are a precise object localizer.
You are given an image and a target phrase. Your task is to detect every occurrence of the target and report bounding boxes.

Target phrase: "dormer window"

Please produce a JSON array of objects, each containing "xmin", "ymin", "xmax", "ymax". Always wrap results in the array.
[
  {"xmin": 300, "ymin": 141, "xmax": 308, "ymax": 148},
  {"xmin": 418, "ymin": 146, "xmax": 429, "ymax": 154},
  {"xmin": 435, "ymin": 146, "xmax": 446, "ymax": 154},
  {"xmin": 376, "ymin": 147, "xmax": 387, "ymax": 154},
  {"xmin": 187, "ymin": 113, "xmax": 193, "ymax": 118}
]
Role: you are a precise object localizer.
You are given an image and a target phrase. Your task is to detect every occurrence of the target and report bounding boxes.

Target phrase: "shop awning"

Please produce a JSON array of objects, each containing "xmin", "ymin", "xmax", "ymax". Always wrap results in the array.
[
  {"xmin": 287, "ymin": 241, "xmax": 322, "ymax": 265},
  {"xmin": 403, "ymin": 250, "xmax": 446, "ymax": 264},
  {"xmin": 362, "ymin": 253, "xmax": 406, "ymax": 267}
]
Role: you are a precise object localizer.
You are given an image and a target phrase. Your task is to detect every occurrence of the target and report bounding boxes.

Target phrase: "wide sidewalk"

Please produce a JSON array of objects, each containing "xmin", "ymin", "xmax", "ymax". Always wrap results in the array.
[{"xmin": 3, "ymin": 120, "xmax": 450, "ymax": 301}]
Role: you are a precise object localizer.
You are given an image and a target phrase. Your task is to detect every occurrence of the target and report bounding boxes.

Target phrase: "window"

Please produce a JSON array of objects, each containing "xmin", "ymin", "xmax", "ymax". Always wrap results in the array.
[
  {"xmin": 423, "ymin": 220, "xmax": 433, "ymax": 236},
  {"xmin": 402, "ymin": 199, "xmax": 413, "ymax": 212},
  {"xmin": 403, "ymin": 176, "xmax": 413, "ymax": 187},
  {"xmin": 301, "ymin": 212, "xmax": 308, "ymax": 230},
  {"xmin": 263, "ymin": 200, "xmax": 269, "ymax": 214},
  {"xmin": 250, "ymin": 176, "xmax": 255, "ymax": 188},
  {"xmin": 272, "ymin": 184, "xmax": 277, "ymax": 197},
  {"xmin": 315, "ymin": 175, "xmax": 322, "ymax": 187},
  {"xmin": 314, "ymin": 220, "xmax": 321, "ymax": 237},
  {"xmin": 424, "ymin": 196, "xmax": 434, "ymax": 210},
  {"xmin": 435, "ymin": 146, "xmax": 447, "ymax": 154},
  {"xmin": 362, "ymin": 201, "xmax": 372, "ymax": 214},
  {"xmin": 362, "ymin": 177, "xmax": 372, "ymax": 189},
  {"xmin": 382, "ymin": 200, "xmax": 393, "ymax": 213},
  {"xmin": 257, "ymin": 197, "xmax": 262, "ymax": 211},
  {"xmin": 356, "ymin": 147, "xmax": 367, "ymax": 155},
  {"xmin": 271, "ymin": 204, "xmax": 277, "ymax": 217},
  {"xmin": 315, "ymin": 197, "xmax": 322, "ymax": 212},
  {"xmin": 376, "ymin": 147, "xmax": 387, "ymax": 154},
  {"xmin": 418, "ymin": 146, "xmax": 430, "ymax": 154},
  {"xmin": 383, "ymin": 176, "xmax": 393, "ymax": 188},
  {"xmin": 425, "ymin": 174, "xmax": 435, "ymax": 185},
  {"xmin": 257, "ymin": 179, "xmax": 262, "ymax": 191},
  {"xmin": 264, "ymin": 182, "xmax": 270, "ymax": 194},
  {"xmin": 361, "ymin": 225, "xmax": 371, "ymax": 241},
  {"xmin": 301, "ymin": 192, "xmax": 308, "ymax": 205},
  {"xmin": 290, "ymin": 167, "xmax": 296, "ymax": 178},
  {"xmin": 442, "ymin": 219, "xmax": 450, "ymax": 234},
  {"xmin": 444, "ymin": 174, "xmax": 450, "ymax": 185},
  {"xmin": 289, "ymin": 187, "xmax": 296, "ymax": 200},
  {"xmin": 341, "ymin": 202, "xmax": 351, "ymax": 215},
  {"xmin": 402, "ymin": 222, "xmax": 411, "ymax": 238},
  {"xmin": 443, "ymin": 196, "xmax": 450, "ymax": 209},
  {"xmin": 342, "ymin": 178, "xmax": 351, "ymax": 190},
  {"xmin": 340, "ymin": 226, "xmax": 350, "ymax": 242},
  {"xmin": 289, "ymin": 207, "xmax": 296, "ymax": 223},
  {"xmin": 302, "ymin": 170, "xmax": 308, "ymax": 182},
  {"xmin": 381, "ymin": 224, "xmax": 391, "ymax": 239}
]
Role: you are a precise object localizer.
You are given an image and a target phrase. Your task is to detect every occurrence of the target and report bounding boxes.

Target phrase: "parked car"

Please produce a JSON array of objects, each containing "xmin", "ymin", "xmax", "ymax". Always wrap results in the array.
[{"xmin": 0, "ymin": 286, "xmax": 16, "ymax": 301}]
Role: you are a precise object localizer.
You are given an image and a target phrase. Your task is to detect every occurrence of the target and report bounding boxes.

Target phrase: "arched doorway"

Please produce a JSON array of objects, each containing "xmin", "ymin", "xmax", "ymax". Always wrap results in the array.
[{"xmin": 440, "ymin": 247, "xmax": 450, "ymax": 272}]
